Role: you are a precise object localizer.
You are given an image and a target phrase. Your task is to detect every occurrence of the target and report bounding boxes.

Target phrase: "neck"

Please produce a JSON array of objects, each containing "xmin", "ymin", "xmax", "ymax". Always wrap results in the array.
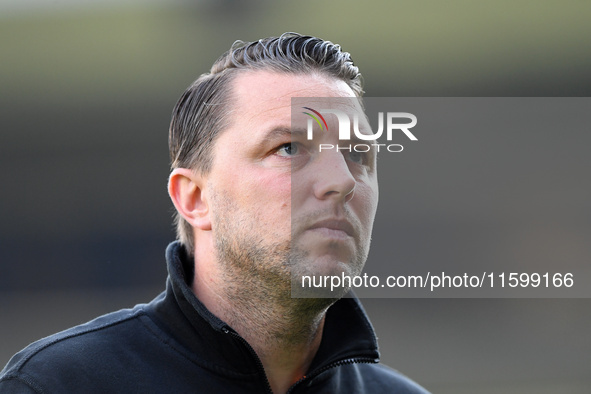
[{"xmin": 191, "ymin": 254, "xmax": 334, "ymax": 394}]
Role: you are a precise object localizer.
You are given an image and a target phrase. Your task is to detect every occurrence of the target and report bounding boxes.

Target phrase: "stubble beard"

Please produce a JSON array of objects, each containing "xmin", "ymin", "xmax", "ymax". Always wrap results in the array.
[{"xmin": 209, "ymin": 190, "xmax": 369, "ymax": 343}]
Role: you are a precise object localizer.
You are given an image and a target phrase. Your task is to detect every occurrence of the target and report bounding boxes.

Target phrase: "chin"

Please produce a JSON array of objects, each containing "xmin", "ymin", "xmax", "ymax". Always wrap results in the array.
[{"xmin": 289, "ymin": 256, "xmax": 361, "ymax": 300}]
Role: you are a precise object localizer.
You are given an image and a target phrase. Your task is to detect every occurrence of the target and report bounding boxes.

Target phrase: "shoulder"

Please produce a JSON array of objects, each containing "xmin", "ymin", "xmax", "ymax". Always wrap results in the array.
[
  {"xmin": 0, "ymin": 306, "xmax": 154, "ymax": 392},
  {"xmin": 361, "ymin": 364, "xmax": 429, "ymax": 394},
  {"xmin": 337, "ymin": 362, "xmax": 430, "ymax": 394}
]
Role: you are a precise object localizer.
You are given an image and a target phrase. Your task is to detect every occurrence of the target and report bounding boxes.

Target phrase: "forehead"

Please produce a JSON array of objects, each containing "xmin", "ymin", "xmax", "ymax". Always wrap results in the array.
[{"xmin": 228, "ymin": 70, "xmax": 356, "ymax": 127}]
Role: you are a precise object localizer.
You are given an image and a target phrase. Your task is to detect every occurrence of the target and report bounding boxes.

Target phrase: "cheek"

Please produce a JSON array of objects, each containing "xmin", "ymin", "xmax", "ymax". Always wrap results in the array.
[
  {"xmin": 251, "ymin": 173, "xmax": 292, "ymax": 237},
  {"xmin": 266, "ymin": 175, "xmax": 292, "ymax": 218},
  {"xmin": 354, "ymin": 182, "xmax": 379, "ymax": 221},
  {"xmin": 236, "ymin": 170, "xmax": 292, "ymax": 216}
]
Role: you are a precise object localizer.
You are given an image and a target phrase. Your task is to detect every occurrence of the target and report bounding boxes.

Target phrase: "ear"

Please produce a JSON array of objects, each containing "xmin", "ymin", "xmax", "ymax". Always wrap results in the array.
[{"xmin": 168, "ymin": 168, "xmax": 211, "ymax": 231}]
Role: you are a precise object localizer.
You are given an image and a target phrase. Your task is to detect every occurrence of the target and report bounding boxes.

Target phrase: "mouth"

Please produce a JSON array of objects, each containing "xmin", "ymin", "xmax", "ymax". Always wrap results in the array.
[{"xmin": 307, "ymin": 218, "xmax": 356, "ymax": 240}]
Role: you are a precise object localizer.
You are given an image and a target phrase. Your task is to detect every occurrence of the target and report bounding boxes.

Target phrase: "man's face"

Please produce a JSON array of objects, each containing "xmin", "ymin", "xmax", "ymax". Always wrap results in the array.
[{"xmin": 204, "ymin": 70, "xmax": 379, "ymax": 292}]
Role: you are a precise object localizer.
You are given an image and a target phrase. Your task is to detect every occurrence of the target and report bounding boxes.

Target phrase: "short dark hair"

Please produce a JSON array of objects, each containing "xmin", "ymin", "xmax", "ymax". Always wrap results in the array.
[{"xmin": 169, "ymin": 32, "xmax": 363, "ymax": 255}]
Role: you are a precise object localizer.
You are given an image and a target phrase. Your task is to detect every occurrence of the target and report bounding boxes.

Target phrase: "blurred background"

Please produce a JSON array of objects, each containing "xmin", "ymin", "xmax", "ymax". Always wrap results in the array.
[{"xmin": 1, "ymin": 0, "xmax": 590, "ymax": 392}]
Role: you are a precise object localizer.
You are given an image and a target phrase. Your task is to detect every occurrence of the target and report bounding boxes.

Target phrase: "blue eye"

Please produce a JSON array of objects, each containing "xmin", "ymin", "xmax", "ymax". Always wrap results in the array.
[
  {"xmin": 277, "ymin": 143, "xmax": 298, "ymax": 157},
  {"xmin": 349, "ymin": 148, "xmax": 372, "ymax": 165},
  {"xmin": 348, "ymin": 150, "xmax": 364, "ymax": 164}
]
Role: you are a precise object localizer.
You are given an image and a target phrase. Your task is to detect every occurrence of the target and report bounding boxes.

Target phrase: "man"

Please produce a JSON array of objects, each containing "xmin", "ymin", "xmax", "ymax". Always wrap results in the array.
[{"xmin": 0, "ymin": 33, "xmax": 428, "ymax": 393}]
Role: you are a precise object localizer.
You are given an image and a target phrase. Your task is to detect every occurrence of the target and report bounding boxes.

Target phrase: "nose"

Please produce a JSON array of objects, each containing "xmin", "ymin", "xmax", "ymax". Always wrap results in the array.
[{"xmin": 313, "ymin": 151, "xmax": 356, "ymax": 203}]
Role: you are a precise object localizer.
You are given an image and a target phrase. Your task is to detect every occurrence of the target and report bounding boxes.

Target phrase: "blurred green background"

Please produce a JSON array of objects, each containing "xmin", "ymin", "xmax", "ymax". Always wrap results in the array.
[{"xmin": 1, "ymin": 1, "xmax": 590, "ymax": 392}]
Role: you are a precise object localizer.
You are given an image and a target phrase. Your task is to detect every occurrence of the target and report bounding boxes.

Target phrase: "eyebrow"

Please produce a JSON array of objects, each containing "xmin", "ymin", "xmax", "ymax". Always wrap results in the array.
[
  {"xmin": 263, "ymin": 125, "xmax": 378, "ymax": 146},
  {"xmin": 350, "ymin": 133, "xmax": 372, "ymax": 145},
  {"xmin": 264, "ymin": 127, "xmax": 307, "ymax": 140}
]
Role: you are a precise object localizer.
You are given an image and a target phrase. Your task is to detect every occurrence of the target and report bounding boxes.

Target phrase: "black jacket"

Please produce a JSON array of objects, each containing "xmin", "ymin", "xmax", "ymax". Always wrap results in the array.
[{"xmin": 0, "ymin": 242, "xmax": 429, "ymax": 393}]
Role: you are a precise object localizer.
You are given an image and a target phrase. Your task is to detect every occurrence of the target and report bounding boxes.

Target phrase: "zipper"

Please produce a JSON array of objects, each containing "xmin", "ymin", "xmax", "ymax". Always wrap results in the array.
[
  {"xmin": 285, "ymin": 356, "xmax": 378, "ymax": 394},
  {"xmin": 222, "ymin": 325, "xmax": 377, "ymax": 394},
  {"xmin": 222, "ymin": 326, "xmax": 273, "ymax": 394}
]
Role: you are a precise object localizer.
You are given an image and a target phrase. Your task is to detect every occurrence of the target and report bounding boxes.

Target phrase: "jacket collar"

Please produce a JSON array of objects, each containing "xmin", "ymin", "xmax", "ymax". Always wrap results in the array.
[{"xmin": 148, "ymin": 241, "xmax": 380, "ymax": 377}]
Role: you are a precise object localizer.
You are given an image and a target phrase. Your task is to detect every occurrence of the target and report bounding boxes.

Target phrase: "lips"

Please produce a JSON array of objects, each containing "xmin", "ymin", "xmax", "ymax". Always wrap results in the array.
[{"xmin": 307, "ymin": 218, "xmax": 356, "ymax": 239}]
